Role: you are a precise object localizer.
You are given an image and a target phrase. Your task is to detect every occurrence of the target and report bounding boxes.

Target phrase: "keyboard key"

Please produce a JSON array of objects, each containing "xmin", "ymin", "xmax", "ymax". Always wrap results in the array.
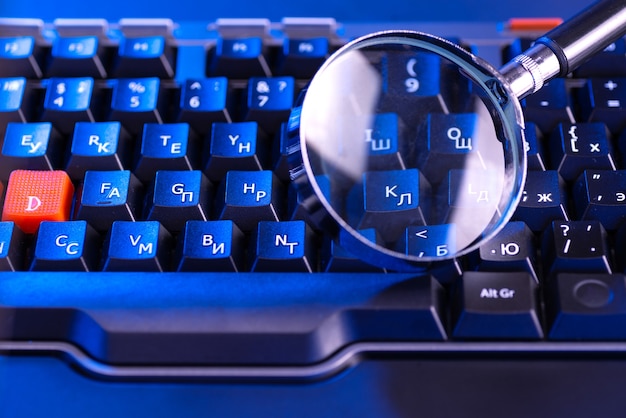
[
  {"xmin": 46, "ymin": 36, "xmax": 107, "ymax": 78},
  {"xmin": 512, "ymin": 170, "xmax": 569, "ymax": 232},
  {"xmin": 524, "ymin": 122, "xmax": 547, "ymax": 171},
  {"xmin": 109, "ymin": 77, "xmax": 165, "ymax": 134},
  {"xmin": 452, "ymin": 272, "xmax": 543, "ymax": 339},
  {"xmin": 41, "ymin": 77, "xmax": 97, "ymax": 134},
  {"xmin": 75, "ymin": 170, "xmax": 143, "ymax": 232},
  {"xmin": 364, "ymin": 113, "xmax": 407, "ymax": 170},
  {"xmin": 405, "ymin": 224, "xmax": 456, "ymax": 259},
  {"xmin": 65, "ymin": 121, "xmax": 133, "ymax": 180},
  {"xmin": 272, "ymin": 122, "xmax": 291, "ymax": 182},
  {"xmin": 144, "ymin": 170, "xmax": 211, "ymax": 233},
  {"xmin": 416, "ymin": 112, "xmax": 485, "ymax": 184},
  {"xmin": 249, "ymin": 220, "xmax": 315, "ymax": 272},
  {"xmin": 522, "ymin": 78, "xmax": 575, "ymax": 135},
  {"xmin": 574, "ymin": 39, "xmax": 626, "ymax": 77},
  {"xmin": 347, "ymin": 169, "xmax": 429, "ymax": 243},
  {"xmin": 204, "ymin": 121, "xmax": 266, "ymax": 182},
  {"xmin": 439, "ymin": 169, "xmax": 503, "ymax": 233},
  {"xmin": 175, "ymin": 220, "xmax": 245, "ymax": 272},
  {"xmin": 542, "ymin": 220, "xmax": 611, "ymax": 276},
  {"xmin": 0, "ymin": 221, "xmax": 25, "ymax": 271},
  {"xmin": 244, "ymin": 76, "xmax": 295, "ymax": 135},
  {"xmin": 550, "ymin": 122, "xmax": 616, "ymax": 181},
  {"xmin": 379, "ymin": 50, "xmax": 450, "ymax": 126},
  {"xmin": 30, "ymin": 220, "xmax": 99, "ymax": 271},
  {"xmin": 287, "ymin": 174, "xmax": 334, "ymax": 227},
  {"xmin": 133, "ymin": 123, "xmax": 199, "ymax": 183},
  {"xmin": 578, "ymin": 78, "xmax": 626, "ymax": 134},
  {"xmin": 0, "ymin": 77, "xmax": 31, "ymax": 129},
  {"xmin": 474, "ymin": 221, "xmax": 538, "ymax": 281},
  {"xmin": 177, "ymin": 77, "xmax": 232, "ymax": 135},
  {"xmin": 102, "ymin": 220, "xmax": 172, "ymax": 271},
  {"xmin": 2, "ymin": 170, "xmax": 74, "ymax": 234},
  {"xmin": 215, "ymin": 170, "xmax": 283, "ymax": 232},
  {"xmin": 0, "ymin": 36, "xmax": 43, "ymax": 78},
  {"xmin": 321, "ymin": 228, "xmax": 385, "ymax": 272},
  {"xmin": 574, "ymin": 170, "xmax": 626, "ymax": 230},
  {"xmin": 547, "ymin": 273, "xmax": 626, "ymax": 340},
  {"xmin": 207, "ymin": 37, "xmax": 271, "ymax": 78},
  {"xmin": 112, "ymin": 36, "xmax": 175, "ymax": 78},
  {"xmin": 0, "ymin": 122, "xmax": 64, "ymax": 180},
  {"xmin": 275, "ymin": 37, "xmax": 329, "ymax": 78}
]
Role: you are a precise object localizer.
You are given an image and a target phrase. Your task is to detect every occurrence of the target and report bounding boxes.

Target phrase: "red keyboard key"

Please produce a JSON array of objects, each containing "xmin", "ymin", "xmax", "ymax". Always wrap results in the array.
[{"xmin": 2, "ymin": 170, "xmax": 74, "ymax": 233}]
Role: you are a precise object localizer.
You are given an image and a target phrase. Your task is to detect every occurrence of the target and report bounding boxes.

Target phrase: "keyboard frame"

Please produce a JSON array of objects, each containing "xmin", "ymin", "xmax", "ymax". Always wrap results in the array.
[{"xmin": 2, "ymin": 21, "xmax": 626, "ymax": 413}]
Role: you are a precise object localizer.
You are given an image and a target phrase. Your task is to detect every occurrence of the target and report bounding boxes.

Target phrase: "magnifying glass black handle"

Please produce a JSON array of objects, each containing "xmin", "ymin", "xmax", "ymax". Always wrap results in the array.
[
  {"xmin": 542, "ymin": 0, "xmax": 626, "ymax": 74},
  {"xmin": 502, "ymin": 0, "xmax": 626, "ymax": 98}
]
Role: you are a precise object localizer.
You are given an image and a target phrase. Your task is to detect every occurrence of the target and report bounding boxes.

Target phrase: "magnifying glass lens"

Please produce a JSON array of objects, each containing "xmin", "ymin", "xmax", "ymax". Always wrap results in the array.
[{"xmin": 294, "ymin": 32, "xmax": 526, "ymax": 268}]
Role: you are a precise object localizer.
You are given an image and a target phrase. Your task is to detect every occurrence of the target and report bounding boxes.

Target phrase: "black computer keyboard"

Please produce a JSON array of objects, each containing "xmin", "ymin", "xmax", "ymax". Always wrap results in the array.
[{"xmin": 2, "ymin": 16, "xmax": 626, "ymax": 417}]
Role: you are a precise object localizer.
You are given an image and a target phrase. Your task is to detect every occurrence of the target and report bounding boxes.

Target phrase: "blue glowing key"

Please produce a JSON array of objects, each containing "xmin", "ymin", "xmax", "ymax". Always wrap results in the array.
[
  {"xmin": 276, "ymin": 37, "xmax": 328, "ymax": 78},
  {"xmin": 0, "ymin": 221, "xmax": 25, "ymax": 271},
  {"xmin": 0, "ymin": 37, "xmax": 43, "ymax": 78},
  {"xmin": 76, "ymin": 170, "xmax": 143, "ymax": 231},
  {"xmin": 103, "ymin": 220, "xmax": 172, "ymax": 271},
  {"xmin": 0, "ymin": 77, "xmax": 29, "ymax": 125},
  {"xmin": 177, "ymin": 77, "xmax": 231, "ymax": 134},
  {"xmin": 42, "ymin": 77, "xmax": 95, "ymax": 134},
  {"xmin": 417, "ymin": 112, "xmax": 483, "ymax": 184},
  {"xmin": 175, "ymin": 220, "xmax": 245, "ymax": 272},
  {"xmin": 524, "ymin": 122, "xmax": 547, "ymax": 171},
  {"xmin": 0, "ymin": 122, "xmax": 63, "ymax": 179},
  {"xmin": 0, "ymin": 37, "xmax": 34, "ymax": 59},
  {"xmin": 321, "ymin": 228, "xmax": 385, "ymax": 272},
  {"xmin": 120, "ymin": 36, "xmax": 164, "ymax": 58},
  {"xmin": 145, "ymin": 170, "xmax": 211, "ymax": 232},
  {"xmin": 379, "ymin": 51, "xmax": 448, "ymax": 125},
  {"xmin": 110, "ymin": 77, "xmax": 164, "ymax": 134},
  {"xmin": 208, "ymin": 37, "xmax": 270, "ymax": 78},
  {"xmin": 288, "ymin": 174, "xmax": 332, "ymax": 225},
  {"xmin": 574, "ymin": 170, "xmax": 626, "ymax": 230},
  {"xmin": 272, "ymin": 122, "xmax": 291, "ymax": 181},
  {"xmin": 134, "ymin": 123, "xmax": 199, "ymax": 182},
  {"xmin": 114, "ymin": 36, "xmax": 175, "ymax": 78},
  {"xmin": 250, "ymin": 220, "xmax": 315, "ymax": 272},
  {"xmin": 365, "ymin": 112, "xmax": 406, "ymax": 169},
  {"xmin": 245, "ymin": 76, "xmax": 294, "ymax": 134},
  {"xmin": 47, "ymin": 36, "xmax": 106, "ymax": 78},
  {"xmin": 52, "ymin": 36, "xmax": 98, "ymax": 59},
  {"xmin": 66, "ymin": 122, "xmax": 132, "ymax": 180},
  {"xmin": 215, "ymin": 170, "xmax": 282, "ymax": 232},
  {"xmin": 204, "ymin": 121, "xmax": 264, "ymax": 181},
  {"xmin": 406, "ymin": 224, "xmax": 457, "ymax": 258},
  {"xmin": 220, "ymin": 37, "xmax": 262, "ymax": 59},
  {"xmin": 512, "ymin": 170, "xmax": 569, "ymax": 232},
  {"xmin": 550, "ymin": 122, "xmax": 616, "ymax": 182},
  {"xmin": 30, "ymin": 220, "xmax": 99, "ymax": 271},
  {"xmin": 348, "ymin": 168, "xmax": 429, "ymax": 242}
]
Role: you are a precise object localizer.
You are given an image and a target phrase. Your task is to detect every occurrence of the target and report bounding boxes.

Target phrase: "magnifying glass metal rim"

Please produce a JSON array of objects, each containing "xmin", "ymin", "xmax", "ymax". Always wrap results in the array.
[{"xmin": 292, "ymin": 30, "xmax": 527, "ymax": 270}]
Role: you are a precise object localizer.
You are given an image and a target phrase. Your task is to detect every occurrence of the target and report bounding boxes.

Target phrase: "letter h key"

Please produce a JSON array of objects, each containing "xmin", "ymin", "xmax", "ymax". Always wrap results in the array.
[{"xmin": 215, "ymin": 170, "xmax": 283, "ymax": 232}]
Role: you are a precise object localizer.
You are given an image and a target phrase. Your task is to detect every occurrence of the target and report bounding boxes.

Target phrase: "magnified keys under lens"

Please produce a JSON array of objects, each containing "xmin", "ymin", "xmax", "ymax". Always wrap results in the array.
[{"xmin": 288, "ymin": 0, "xmax": 626, "ymax": 270}]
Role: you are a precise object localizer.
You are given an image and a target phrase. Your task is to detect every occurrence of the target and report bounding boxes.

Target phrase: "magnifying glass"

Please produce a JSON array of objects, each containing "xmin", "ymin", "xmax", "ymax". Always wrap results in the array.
[{"xmin": 288, "ymin": 0, "xmax": 626, "ymax": 271}]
